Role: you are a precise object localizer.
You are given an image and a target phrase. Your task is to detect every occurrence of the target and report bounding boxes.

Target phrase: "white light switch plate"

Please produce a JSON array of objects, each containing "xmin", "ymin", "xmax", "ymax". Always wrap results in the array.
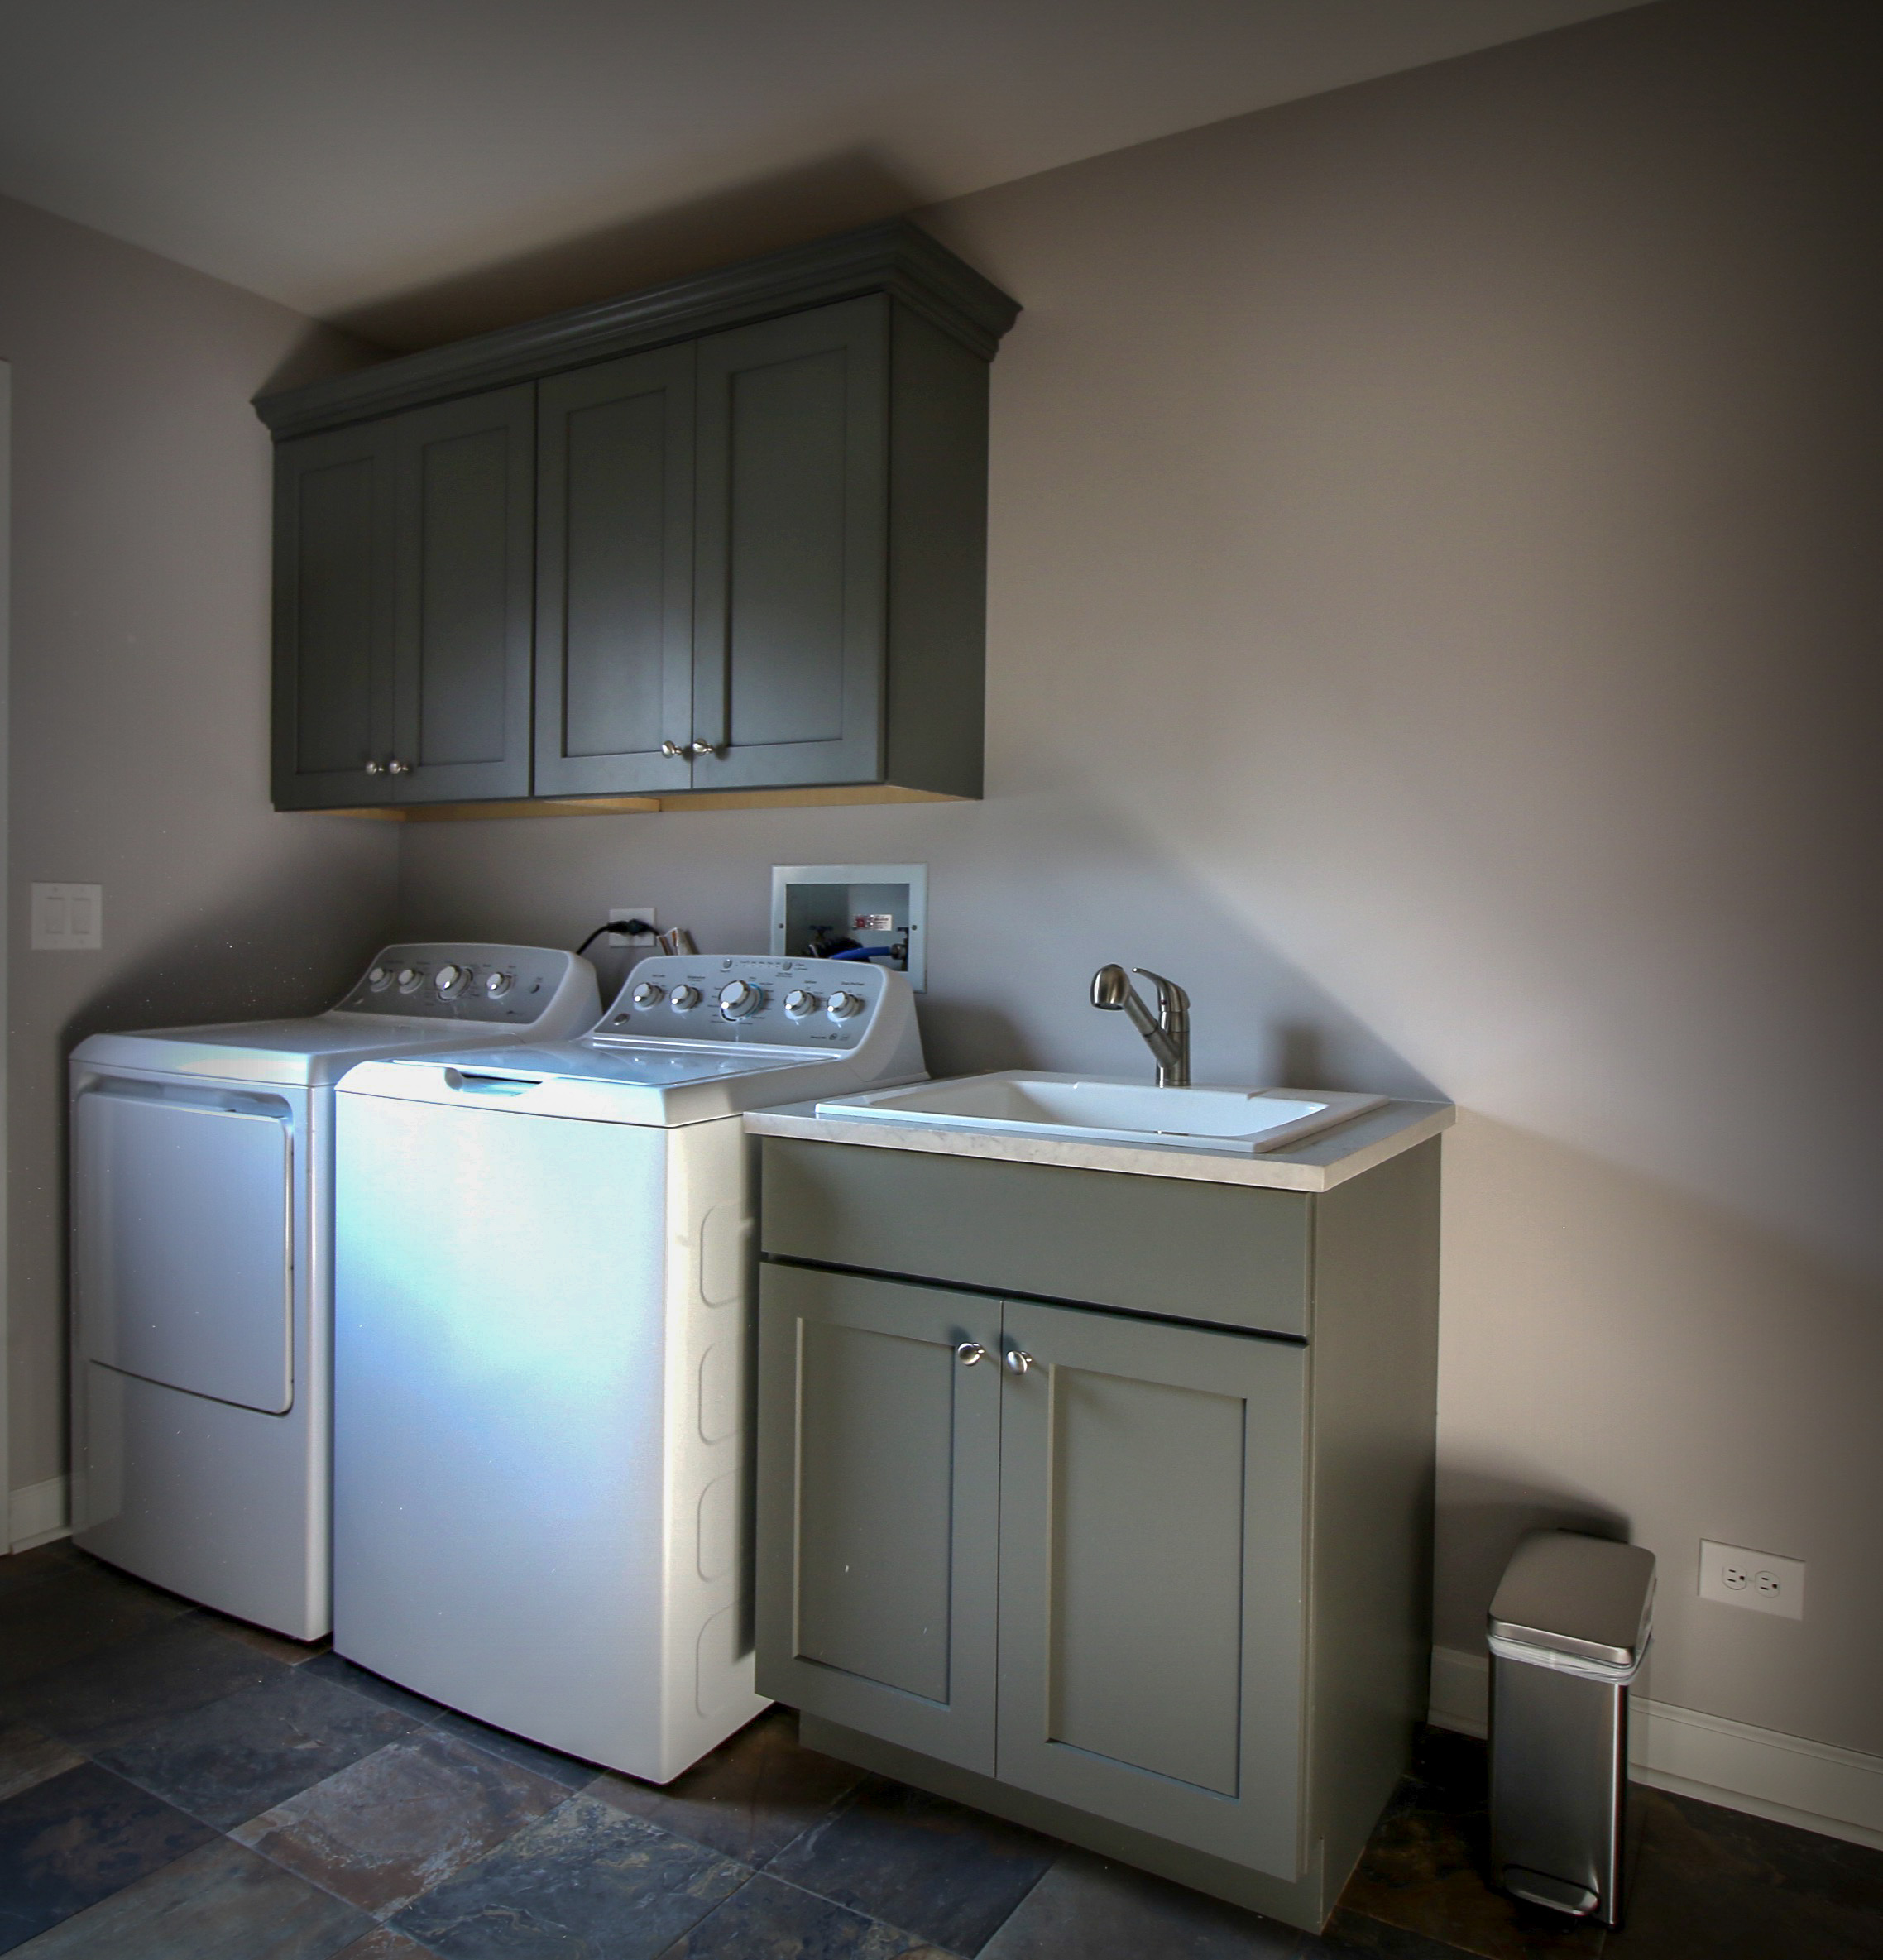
[
  {"xmin": 608, "ymin": 905, "xmax": 657, "ymax": 946},
  {"xmin": 32, "ymin": 883, "xmax": 103, "ymax": 951},
  {"xmin": 1699, "ymin": 1539, "xmax": 1804, "ymax": 1619}
]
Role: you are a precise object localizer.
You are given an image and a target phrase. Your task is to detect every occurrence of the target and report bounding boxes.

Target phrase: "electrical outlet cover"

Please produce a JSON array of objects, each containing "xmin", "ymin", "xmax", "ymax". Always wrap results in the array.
[
  {"xmin": 607, "ymin": 906, "xmax": 658, "ymax": 945},
  {"xmin": 32, "ymin": 883, "xmax": 103, "ymax": 951},
  {"xmin": 1699, "ymin": 1539, "xmax": 1804, "ymax": 1620}
]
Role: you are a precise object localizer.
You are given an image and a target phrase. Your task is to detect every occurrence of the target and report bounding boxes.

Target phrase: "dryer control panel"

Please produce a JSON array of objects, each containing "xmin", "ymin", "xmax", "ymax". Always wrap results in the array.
[
  {"xmin": 334, "ymin": 944, "xmax": 595, "ymax": 1027},
  {"xmin": 589, "ymin": 954, "xmax": 894, "ymax": 1052}
]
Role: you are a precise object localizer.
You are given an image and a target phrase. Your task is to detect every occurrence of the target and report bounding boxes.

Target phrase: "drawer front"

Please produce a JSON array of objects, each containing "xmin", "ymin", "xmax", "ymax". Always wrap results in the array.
[{"xmin": 760, "ymin": 1139, "xmax": 1310, "ymax": 1338}]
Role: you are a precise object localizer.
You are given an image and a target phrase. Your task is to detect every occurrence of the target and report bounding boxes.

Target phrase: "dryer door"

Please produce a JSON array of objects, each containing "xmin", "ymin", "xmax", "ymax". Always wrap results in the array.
[{"xmin": 74, "ymin": 1089, "xmax": 295, "ymax": 1414}]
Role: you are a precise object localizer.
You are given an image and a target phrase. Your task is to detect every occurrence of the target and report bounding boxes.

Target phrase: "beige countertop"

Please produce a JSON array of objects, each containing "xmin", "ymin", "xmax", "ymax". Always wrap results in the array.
[{"xmin": 744, "ymin": 1092, "xmax": 1454, "ymax": 1193}]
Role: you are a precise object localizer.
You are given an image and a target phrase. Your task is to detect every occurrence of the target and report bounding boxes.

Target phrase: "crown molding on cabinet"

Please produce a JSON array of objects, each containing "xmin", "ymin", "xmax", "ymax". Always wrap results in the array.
[{"xmin": 255, "ymin": 220, "xmax": 1021, "ymax": 440}]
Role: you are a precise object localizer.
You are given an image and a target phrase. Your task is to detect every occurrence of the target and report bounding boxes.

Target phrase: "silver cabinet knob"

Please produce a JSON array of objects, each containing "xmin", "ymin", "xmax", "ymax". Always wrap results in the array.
[
  {"xmin": 387, "ymin": 759, "xmax": 410, "ymax": 775},
  {"xmin": 1004, "ymin": 1348, "xmax": 1034, "ymax": 1375},
  {"xmin": 363, "ymin": 760, "xmax": 386, "ymax": 775},
  {"xmin": 659, "ymin": 740, "xmax": 686, "ymax": 758},
  {"xmin": 688, "ymin": 740, "xmax": 717, "ymax": 757},
  {"xmin": 956, "ymin": 1342, "xmax": 987, "ymax": 1367}
]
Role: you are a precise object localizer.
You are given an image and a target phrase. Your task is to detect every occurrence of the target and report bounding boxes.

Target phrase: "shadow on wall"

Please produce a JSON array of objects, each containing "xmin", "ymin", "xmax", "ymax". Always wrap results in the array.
[
  {"xmin": 55, "ymin": 849, "xmax": 395, "ymax": 1056},
  {"xmin": 1435, "ymin": 1464, "xmax": 1631, "ymax": 1656},
  {"xmin": 332, "ymin": 146, "xmax": 932, "ymax": 353}
]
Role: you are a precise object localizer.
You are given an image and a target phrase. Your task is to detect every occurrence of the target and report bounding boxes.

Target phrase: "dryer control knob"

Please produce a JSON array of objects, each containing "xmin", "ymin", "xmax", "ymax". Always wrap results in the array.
[
  {"xmin": 784, "ymin": 988, "xmax": 819, "ymax": 1019},
  {"xmin": 827, "ymin": 989, "xmax": 865, "ymax": 1020},
  {"xmin": 718, "ymin": 979, "xmax": 764, "ymax": 1019},
  {"xmin": 632, "ymin": 981, "xmax": 664, "ymax": 1009},
  {"xmin": 435, "ymin": 964, "xmax": 462, "ymax": 992},
  {"xmin": 669, "ymin": 985, "xmax": 702, "ymax": 1011},
  {"xmin": 484, "ymin": 971, "xmax": 513, "ymax": 998}
]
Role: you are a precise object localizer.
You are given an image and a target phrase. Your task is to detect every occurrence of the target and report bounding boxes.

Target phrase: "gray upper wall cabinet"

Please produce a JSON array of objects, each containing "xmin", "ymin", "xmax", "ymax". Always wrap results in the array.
[{"xmin": 257, "ymin": 223, "xmax": 1020, "ymax": 814}]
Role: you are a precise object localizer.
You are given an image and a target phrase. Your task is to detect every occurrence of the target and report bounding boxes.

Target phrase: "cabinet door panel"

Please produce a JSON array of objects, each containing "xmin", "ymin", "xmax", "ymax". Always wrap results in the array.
[
  {"xmin": 272, "ymin": 422, "xmax": 395, "ymax": 808},
  {"xmin": 757, "ymin": 1264, "xmax": 999, "ymax": 1773},
  {"xmin": 392, "ymin": 386, "xmax": 534, "ymax": 802},
  {"xmin": 692, "ymin": 298, "xmax": 886, "ymax": 788},
  {"xmin": 536, "ymin": 347, "xmax": 694, "ymax": 793},
  {"xmin": 998, "ymin": 1301, "xmax": 1306, "ymax": 1876}
]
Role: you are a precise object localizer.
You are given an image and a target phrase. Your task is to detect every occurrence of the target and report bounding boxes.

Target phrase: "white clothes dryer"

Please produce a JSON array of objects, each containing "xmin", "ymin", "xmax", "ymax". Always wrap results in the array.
[
  {"xmin": 69, "ymin": 944, "xmax": 600, "ymax": 1638},
  {"xmin": 332, "ymin": 952, "xmax": 924, "ymax": 1781}
]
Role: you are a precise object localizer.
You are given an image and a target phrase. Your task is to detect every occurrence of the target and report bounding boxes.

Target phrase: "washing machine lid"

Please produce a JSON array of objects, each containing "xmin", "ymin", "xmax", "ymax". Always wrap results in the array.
[{"xmin": 70, "ymin": 943, "xmax": 600, "ymax": 1086}]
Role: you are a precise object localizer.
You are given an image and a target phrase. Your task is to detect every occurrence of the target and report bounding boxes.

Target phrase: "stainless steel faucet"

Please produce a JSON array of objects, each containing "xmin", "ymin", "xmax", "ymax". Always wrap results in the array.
[{"xmin": 1090, "ymin": 965, "xmax": 1191, "ymax": 1087}]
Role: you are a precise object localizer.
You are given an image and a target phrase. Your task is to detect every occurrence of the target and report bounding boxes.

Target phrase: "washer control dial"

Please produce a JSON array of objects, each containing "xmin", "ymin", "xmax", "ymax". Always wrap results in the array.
[
  {"xmin": 435, "ymin": 964, "xmax": 463, "ymax": 994},
  {"xmin": 396, "ymin": 966, "xmax": 423, "ymax": 992},
  {"xmin": 784, "ymin": 988, "xmax": 820, "ymax": 1019},
  {"xmin": 668, "ymin": 985, "xmax": 702, "ymax": 1011},
  {"xmin": 632, "ymin": 980, "xmax": 665, "ymax": 1009},
  {"xmin": 827, "ymin": 989, "xmax": 865, "ymax": 1021},
  {"xmin": 484, "ymin": 971, "xmax": 513, "ymax": 999},
  {"xmin": 367, "ymin": 965, "xmax": 391, "ymax": 990},
  {"xmin": 718, "ymin": 979, "xmax": 765, "ymax": 1019}
]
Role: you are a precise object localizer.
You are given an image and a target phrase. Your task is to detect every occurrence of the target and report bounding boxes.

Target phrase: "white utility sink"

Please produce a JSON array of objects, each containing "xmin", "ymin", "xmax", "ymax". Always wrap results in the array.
[{"xmin": 816, "ymin": 1071, "xmax": 1387, "ymax": 1155}]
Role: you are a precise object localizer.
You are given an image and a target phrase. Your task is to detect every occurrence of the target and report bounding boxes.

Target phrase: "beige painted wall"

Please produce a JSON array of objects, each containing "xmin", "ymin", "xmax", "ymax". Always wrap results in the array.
[
  {"xmin": 399, "ymin": 0, "xmax": 1883, "ymax": 1752},
  {"xmin": 1, "ymin": 192, "xmax": 399, "ymax": 1493}
]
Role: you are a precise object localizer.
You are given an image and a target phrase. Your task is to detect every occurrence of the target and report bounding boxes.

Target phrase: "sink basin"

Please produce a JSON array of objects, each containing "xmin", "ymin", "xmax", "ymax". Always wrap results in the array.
[{"xmin": 815, "ymin": 1071, "xmax": 1387, "ymax": 1155}]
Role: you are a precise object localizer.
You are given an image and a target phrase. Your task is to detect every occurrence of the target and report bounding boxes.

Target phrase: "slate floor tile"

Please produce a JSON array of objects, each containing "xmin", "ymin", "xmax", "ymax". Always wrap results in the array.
[
  {"xmin": 332, "ymin": 1929, "xmax": 437, "ymax": 1960},
  {"xmin": 0, "ymin": 1559, "xmax": 191, "ymax": 1692},
  {"xmin": 654, "ymin": 1871, "xmax": 953, "ymax": 1958},
  {"xmin": 1603, "ymin": 1784, "xmax": 1883, "ymax": 1960},
  {"xmin": 979, "ymin": 1845, "xmax": 1306, "ymax": 1958},
  {"xmin": 0, "ymin": 1759, "xmax": 216, "ymax": 1953},
  {"xmin": 0, "ymin": 1722, "xmax": 84, "ymax": 1804},
  {"xmin": 1330, "ymin": 1744, "xmax": 1602, "ymax": 1960},
  {"xmin": 0, "ymin": 1545, "xmax": 84, "ymax": 1600},
  {"xmin": 429, "ymin": 1705, "xmax": 601, "ymax": 1790},
  {"xmin": 11, "ymin": 1832, "xmax": 371, "ymax": 1958},
  {"xmin": 767, "ymin": 1775, "xmax": 1059, "ymax": 1956},
  {"xmin": 1316, "ymin": 1914, "xmax": 1473, "ymax": 1959},
  {"xmin": 301, "ymin": 1651, "xmax": 449, "ymax": 1725},
  {"xmin": 395, "ymin": 1792, "xmax": 745, "ymax": 1958},
  {"xmin": 592, "ymin": 1707, "xmax": 863, "ymax": 1867},
  {"xmin": 7, "ymin": 1613, "xmax": 279, "ymax": 1756},
  {"xmin": 98, "ymin": 1661, "xmax": 422, "ymax": 1829},
  {"xmin": 203, "ymin": 1611, "xmax": 334, "ymax": 1669},
  {"xmin": 235, "ymin": 1730, "xmax": 569, "ymax": 1916}
]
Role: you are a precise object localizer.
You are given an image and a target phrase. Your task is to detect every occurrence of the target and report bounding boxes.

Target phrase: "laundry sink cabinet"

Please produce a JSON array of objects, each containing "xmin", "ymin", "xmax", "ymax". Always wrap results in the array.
[{"xmin": 752, "ymin": 1126, "xmax": 1442, "ymax": 1934}]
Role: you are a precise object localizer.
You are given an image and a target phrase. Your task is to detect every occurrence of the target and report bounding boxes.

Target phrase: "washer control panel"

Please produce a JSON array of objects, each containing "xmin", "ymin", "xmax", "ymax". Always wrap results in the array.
[
  {"xmin": 335, "ymin": 944, "xmax": 590, "ymax": 1026},
  {"xmin": 592, "ymin": 954, "xmax": 894, "ymax": 1052}
]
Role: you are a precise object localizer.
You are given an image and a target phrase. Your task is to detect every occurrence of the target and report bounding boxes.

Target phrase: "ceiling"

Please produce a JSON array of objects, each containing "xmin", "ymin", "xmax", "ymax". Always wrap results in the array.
[{"xmin": 0, "ymin": 0, "xmax": 1655, "ymax": 348}]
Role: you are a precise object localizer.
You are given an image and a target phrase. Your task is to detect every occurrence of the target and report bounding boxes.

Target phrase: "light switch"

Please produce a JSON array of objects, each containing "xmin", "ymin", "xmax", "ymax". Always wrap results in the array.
[{"xmin": 31, "ymin": 883, "xmax": 103, "ymax": 951}]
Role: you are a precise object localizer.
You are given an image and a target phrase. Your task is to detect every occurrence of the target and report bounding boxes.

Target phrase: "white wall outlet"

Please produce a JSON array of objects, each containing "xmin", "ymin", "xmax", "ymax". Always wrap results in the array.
[
  {"xmin": 31, "ymin": 883, "xmax": 103, "ymax": 951},
  {"xmin": 607, "ymin": 906, "xmax": 658, "ymax": 946},
  {"xmin": 1699, "ymin": 1539, "xmax": 1805, "ymax": 1620}
]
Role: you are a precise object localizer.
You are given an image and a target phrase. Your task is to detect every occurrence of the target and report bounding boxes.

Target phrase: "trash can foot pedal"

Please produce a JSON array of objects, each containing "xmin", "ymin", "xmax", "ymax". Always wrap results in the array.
[{"xmin": 1502, "ymin": 1867, "xmax": 1600, "ymax": 1918}]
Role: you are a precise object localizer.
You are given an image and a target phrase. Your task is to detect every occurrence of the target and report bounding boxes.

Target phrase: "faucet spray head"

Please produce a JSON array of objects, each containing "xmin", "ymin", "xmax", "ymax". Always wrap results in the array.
[{"xmin": 1090, "ymin": 963, "xmax": 1131, "ymax": 1010}]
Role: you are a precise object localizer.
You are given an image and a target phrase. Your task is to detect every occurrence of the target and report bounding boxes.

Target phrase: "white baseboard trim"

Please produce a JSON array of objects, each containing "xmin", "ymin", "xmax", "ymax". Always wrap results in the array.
[
  {"xmin": 8, "ymin": 1474, "xmax": 70, "ymax": 1552},
  {"xmin": 1429, "ymin": 1645, "xmax": 1883, "ymax": 1853}
]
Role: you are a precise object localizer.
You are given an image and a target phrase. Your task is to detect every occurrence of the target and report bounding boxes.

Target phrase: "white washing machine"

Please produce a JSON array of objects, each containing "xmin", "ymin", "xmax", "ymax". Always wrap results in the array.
[
  {"xmin": 332, "ymin": 952, "xmax": 924, "ymax": 1781},
  {"xmin": 69, "ymin": 944, "xmax": 600, "ymax": 1639}
]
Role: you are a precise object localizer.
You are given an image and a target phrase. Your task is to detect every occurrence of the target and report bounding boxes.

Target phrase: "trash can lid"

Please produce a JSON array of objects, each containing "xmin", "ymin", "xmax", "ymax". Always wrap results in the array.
[{"xmin": 1488, "ymin": 1531, "xmax": 1656, "ymax": 1670}]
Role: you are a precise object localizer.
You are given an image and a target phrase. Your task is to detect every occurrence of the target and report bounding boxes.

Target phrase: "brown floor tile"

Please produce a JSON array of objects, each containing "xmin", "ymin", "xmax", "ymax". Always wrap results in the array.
[
  {"xmin": 331, "ymin": 1930, "xmax": 435, "ymax": 1960},
  {"xmin": 592, "ymin": 1705, "xmax": 863, "ymax": 1866},
  {"xmin": 980, "ymin": 1845, "xmax": 1305, "ymax": 1958},
  {"xmin": 1332, "ymin": 1768, "xmax": 1603, "ymax": 1960},
  {"xmin": 1603, "ymin": 1784, "xmax": 1883, "ymax": 1959},
  {"xmin": 233, "ymin": 1729, "xmax": 569, "ymax": 1915},
  {"xmin": 12, "ymin": 1833, "xmax": 370, "ymax": 1958},
  {"xmin": 0, "ymin": 1720, "xmax": 84, "ymax": 1804}
]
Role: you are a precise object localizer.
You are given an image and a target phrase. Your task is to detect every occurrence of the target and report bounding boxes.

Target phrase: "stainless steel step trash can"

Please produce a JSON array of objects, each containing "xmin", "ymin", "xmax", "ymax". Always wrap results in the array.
[{"xmin": 1488, "ymin": 1531, "xmax": 1655, "ymax": 1928}]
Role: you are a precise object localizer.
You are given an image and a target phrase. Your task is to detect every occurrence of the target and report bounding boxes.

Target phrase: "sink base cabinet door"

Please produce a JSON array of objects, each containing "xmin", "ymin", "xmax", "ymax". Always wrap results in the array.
[
  {"xmin": 756, "ymin": 1265, "xmax": 1000, "ymax": 1774},
  {"xmin": 995, "ymin": 1302, "xmax": 1308, "ymax": 1880}
]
